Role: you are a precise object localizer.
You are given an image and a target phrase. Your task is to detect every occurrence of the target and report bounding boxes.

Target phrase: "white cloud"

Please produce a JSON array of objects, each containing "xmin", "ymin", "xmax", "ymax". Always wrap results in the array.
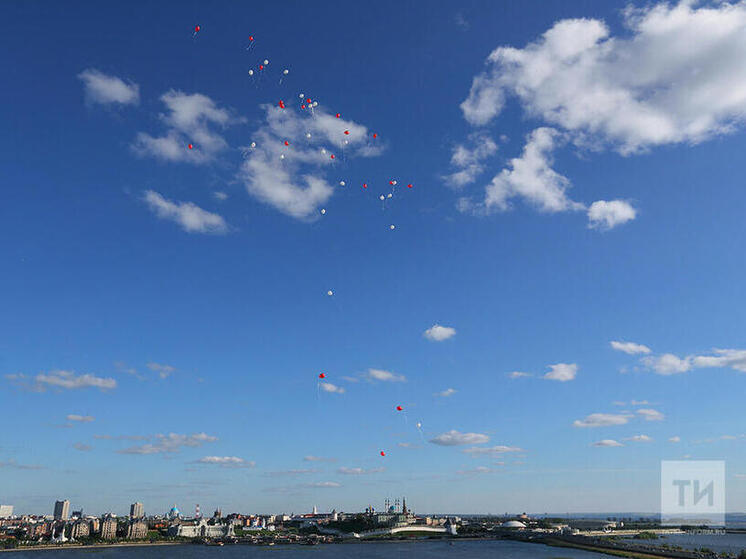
[
  {"xmin": 442, "ymin": 133, "xmax": 498, "ymax": 188},
  {"xmin": 143, "ymin": 190, "xmax": 228, "ymax": 234},
  {"xmin": 460, "ymin": 2, "xmax": 746, "ymax": 153},
  {"xmin": 303, "ymin": 455, "xmax": 336, "ymax": 462},
  {"xmin": 669, "ymin": 436, "xmax": 681, "ymax": 443},
  {"xmin": 194, "ymin": 456, "xmax": 254, "ymax": 468},
  {"xmin": 430, "ymin": 430, "xmax": 490, "ymax": 446},
  {"xmin": 643, "ymin": 348, "xmax": 746, "ymax": 375},
  {"xmin": 78, "ymin": 69, "xmax": 139, "ymax": 105},
  {"xmin": 544, "ymin": 362, "xmax": 577, "ymax": 382},
  {"xmin": 238, "ymin": 104, "xmax": 383, "ymax": 219},
  {"xmin": 33, "ymin": 370, "xmax": 116, "ymax": 391},
  {"xmin": 573, "ymin": 413, "xmax": 631, "ymax": 428},
  {"xmin": 337, "ymin": 467, "xmax": 385, "ymax": 475},
  {"xmin": 265, "ymin": 469, "xmax": 318, "ymax": 477},
  {"xmin": 624, "ymin": 434, "xmax": 653, "ymax": 442},
  {"xmin": 592, "ymin": 439, "xmax": 624, "ymax": 447},
  {"xmin": 508, "ymin": 371, "xmax": 532, "ymax": 379},
  {"xmin": 637, "ymin": 408, "xmax": 665, "ymax": 421},
  {"xmin": 133, "ymin": 90, "xmax": 241, "ymax": 164},
  {"xmin": 611, "ymin": 341, "xmax": 652, "ymax": 355},
  {"xmin": 66, "ymin": 414, "xmax": 94, "ymax": 423},
  {"xmin": 462, "ymin": 445, "xmax": 524, "ymax": 455},
  {"xmin": 118, "ymin": 433, "xmax": 217, "ymax": 455},
  {"xmin": 469, "ymin": 128, "xmax": 586, "ymax": 215},
  {"xmin": 213, "ymin": 191, "xmax": 228, "ymax": 201},
  {"xmin": 423, "ymin": 324, "xmax": 457, "ymax": 342},
  {"xmin": 146, "ymin": 362, "xmax": 176, "ymax": 379},
  {"xmin": 306, "ymin": 481, "xmax": 341, "ymax": 488},
  {"xmin": 457, "ymin": 466, "xmax": 495, "ymax": 475},
  {"xmin": 365, "ymin": 368, "xmax": 406, "ymax": 383},
  {"xmin": 320, "ymin": 382, "xmax": 345, "ymax": 394},
  {"xmin": 73, "ymin": 442, "xmax": 92, "ymax": 452},
  {"xmin": 588, "ymin": 200, "xmax": 637, "ymax": 230},
  {"xmin": 436, "ymin": 388, "xmax": 457, "ymax": 397}
]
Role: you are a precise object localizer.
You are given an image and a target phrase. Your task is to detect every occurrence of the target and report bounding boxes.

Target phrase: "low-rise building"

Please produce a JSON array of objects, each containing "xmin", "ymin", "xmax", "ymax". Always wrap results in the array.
[{"xmin": 168, "ymin": 518, "xmax": 234, "ymax": 538}]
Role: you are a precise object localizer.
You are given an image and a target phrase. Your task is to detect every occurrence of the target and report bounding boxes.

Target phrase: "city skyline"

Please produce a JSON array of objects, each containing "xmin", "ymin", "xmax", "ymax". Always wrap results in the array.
[{"xmin": 3, "ymin": 0, "xmax": 746, "ymax": 515}]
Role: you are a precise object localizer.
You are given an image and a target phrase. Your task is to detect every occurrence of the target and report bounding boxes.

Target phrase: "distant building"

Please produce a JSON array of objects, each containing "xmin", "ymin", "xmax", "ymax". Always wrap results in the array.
[
  {"xmin": 126, "ymin": 519, "xmax": 148, "ymax": 539},
  {"xmin": 168, "ymin": 518, "xmax": 234, "ymax": 538},
  {"xmin": 54, "ymin": 500, "xmax": 70, "ymax": 521},
  {"xmin": 70, "ymin": 519, "xmax": 90, "ymax": 539},
  {"xmin": 130, "ymin": 502, "xmax": 144, "ymax": 519},
  {"xmin": 0, "ymin": 505, "xmax": 13, "ymax": 518},
  {"xmin": 101, "ymin": 517, "xmax": 118, "ymax": 540}
]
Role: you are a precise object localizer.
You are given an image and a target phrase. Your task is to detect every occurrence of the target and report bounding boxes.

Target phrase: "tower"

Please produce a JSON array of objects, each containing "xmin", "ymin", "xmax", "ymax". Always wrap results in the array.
[
  {"xmin": 195, "ymin": 504, "xmax": 201, "ymax": 519},
  {"xmin": 402, "ymin": 497, "xmax": 408, "ymax": 515}
]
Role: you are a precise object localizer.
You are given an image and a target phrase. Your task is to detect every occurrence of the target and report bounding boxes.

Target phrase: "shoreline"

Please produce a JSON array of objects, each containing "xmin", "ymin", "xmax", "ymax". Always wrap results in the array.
[{"xmin": 0, "ymin": 541, "xmax": 187, "ymax": 553}]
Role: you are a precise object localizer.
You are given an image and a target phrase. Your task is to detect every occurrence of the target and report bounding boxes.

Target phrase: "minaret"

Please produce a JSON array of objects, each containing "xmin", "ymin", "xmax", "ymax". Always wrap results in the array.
[{"xmin": 402, "ymin": 497, "xmax": 408, "ymax": 515}]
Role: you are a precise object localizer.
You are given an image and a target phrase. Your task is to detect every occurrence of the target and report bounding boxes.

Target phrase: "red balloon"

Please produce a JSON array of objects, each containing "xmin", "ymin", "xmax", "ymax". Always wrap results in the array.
[
  {"xmin": 380, "ymin": 451, "xmax": 386, "ymax": 457},
  {"xmin": 302, "ymin": 104, "xmax": 306, "ymax": 109},
  {"xmin": 396, "ymin": 405, "xmax": 403, "ymax": 411},
  {"xmin": 373, "ymin": 133, "xmax": 378, "ymax": 138},
  {"xmin": 306, "ymin": 98, "xmax": 311, "ymax": 104},
  {"xmin": 330, "ymin": 154, "xmax": 335, "ymax": 159},
  {"xmin": 362, "ymin": 183, "xmax": 368, "ymax": 189},
  {"xmin": 188, "ymin": 143, "xmax": 193, "ymax": 149},
  {"xmin": 259, "ymin": 64, "xmax": 264, "ymax": 70},
  {"xmin": 389, "ymin": 180, "xmax": 394, "ymax": 185},
  {"xmin": 284, "ymin": 141, "xmax": 289, "ymax": 146},
  {"xmin": 335, "ymin": 113, "xmax": 341, "ymax": 118},
  {"xmin": 407, "ymin": 184, "xmax": 413, "ymax": 189},
  {"xmin": 319, "ymin": 373, "xmax": 326, "ymax": 379},
  {"xmin": 344, "ymin": 130, "xmax": 349, "ymax": 135},
  {"xmin": 195, "ymin": 25, "xmax": 200, "ymax": 32},
  {"xmin": 278, "ymin": 100, "xmax": 285, "ymax": 109},
  {"xmin": 249, "ymin": 35, "xmax": 254, "ymax": 41}
]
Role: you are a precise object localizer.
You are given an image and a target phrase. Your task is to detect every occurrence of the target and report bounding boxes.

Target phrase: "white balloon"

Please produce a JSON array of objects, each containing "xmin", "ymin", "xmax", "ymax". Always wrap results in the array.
[
  {"xmin": 390, "ymin": 225, "xmax": 395, "ymax": 230},
  {"xmin": 283, "ymin": 69, "xmax": 289, "ymax": 75},
  {"xmin": 392, "ymin": 180, "xmax": 398, "ymax": 185},
  {"xmin": 416, "ymin": 422, "xmax": 422, "ymax": 429},
  {"xmin": 387, "ymin": 193, "xmax": 393, "ymax": 198},
  {"xmin": 343, "ymin": 140, "xmax": 349, "ymax": 145},
  {"xmin": 299, "ymin": 93, "xmax": 305, "ymax": 98},
  {"xmin": 263, "ymin": 59, "xmax": 269, "ymax": 65},
  {"xmin": 321, "ymin": 208, "xmax": 326, "ymax": 215},
  {"xmin": 379, "ymin": 195, "xmax": 385, "ymax": 201},
  {"xmin": 250, "ymin": 142, "xmax": 256, "ymax": 148},
  {"xmin": 321, "ymin": 148, "xmax": 327, "ymax": 154},
  {"xmin": 306, "ymin": 133, "xmax": 312, "ymax": 139},
  {"xmin": 248, "ymin": 69, "xmax": 254, "ymax": 76},
  {"xmin": 327, "ymin": 290, "xmax": 333, "ymax": 296},
  {"xmin": 312, "ymin": 101, "xmax": 318, "ymax": 107},
  {"xmin": 280, "ymin": 154, "xmax": 285, "ymax": 160},
  {"xmin": 339, "ymin": 181, "xmax": 346, "ymax": 187}
]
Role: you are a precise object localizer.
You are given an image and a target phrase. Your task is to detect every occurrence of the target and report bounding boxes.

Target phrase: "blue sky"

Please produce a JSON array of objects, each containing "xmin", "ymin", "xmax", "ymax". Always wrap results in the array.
[{"xmin": 3, "ymin": 0, "xmax": 746, "ymax": 517}]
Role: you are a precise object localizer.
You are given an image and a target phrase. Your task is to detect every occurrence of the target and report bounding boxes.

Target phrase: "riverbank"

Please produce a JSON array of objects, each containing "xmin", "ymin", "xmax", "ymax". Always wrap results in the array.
[{"xmin": 0, "ymin": 541, "xmax": 186, "ymax": 553}]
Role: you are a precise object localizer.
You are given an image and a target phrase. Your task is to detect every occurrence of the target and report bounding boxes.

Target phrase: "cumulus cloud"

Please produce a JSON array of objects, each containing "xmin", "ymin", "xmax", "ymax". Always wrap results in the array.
[
  {"xmin": 462, "ymin": 445, "xmax": 524, "ymax": 455},
  {"xmin": 67, "ymin": 414, "xmax": 94, "ymax": 423},
  {"xmin": 637, "ymin": 408, "xmax": 665, "ymax": 421},
  {"xmin": 337, "ymin": 467, "xmax": 385, "ymax": 475},
  {"xmin": 423, "ymin": 324, "xmax": 457, "ymax": 342},
  {"xmin": 78, "ymin": 69, "xmax": 139, "ymax": 105},
  {"xmin": 544, "ymin": 362, "xmax": 577, "ymax": 382},
  {"xmin": 133, "ymin": 90, "xmax": 241, "ymax": 163},
  {"xmin": 193, "ymin": 456, "xmax": 254, "ymax": 468},
  {"xmin": 320, "ymin": 382, "xmax": 345, "ymax": 394},
  {"xmin": 573, "ymin": 413, "xmax": 632, "ymax": 428},
  {"xmin": 436, "ymin": 388, "xmax": 457, "ymax": 397},
  {"xmin": 588, "ymin": 200, "xmax": 637, "ymax": 230},
  {"xmin": 611, "ymin": 341, "xmax": 652, "ymax": 355},
  {"xmin": 6, "ymin": 370, "xmax": 117, "ymax": 391},
  {"xmin": 592, "ymin": 439, "xmax": 624, "ymax": 447},
  {"xmin": 624, "ymin": 434, "xmax": 653, "ymax": 442},
  {"xmin": 430, "ymin": 430, "xmax": 490, "ymax": 446},
  {"xmin": 143, "ymin": 190, "xmax": 228, "ymax": 234},
  {"xmin": 643, "ymin": 348, "xmax": 746, "ymax": 375},
  {"xmin": 442, "ymin": 133, "xmax": 498, "ymax": 188},
  {"xmin": 460, "ymin": 2, "xmax": 746, "ymax": 153},
  {"xmin": 365, "ymin": 368, "xmax": 406, "ymax": 383},
  {"xmin": 118, "ymin": 433, "xmax": 218, "ymax": 455},
  {"xmin": 238, "ymin": 104, "xmax": 383, "ymax": 219}
]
